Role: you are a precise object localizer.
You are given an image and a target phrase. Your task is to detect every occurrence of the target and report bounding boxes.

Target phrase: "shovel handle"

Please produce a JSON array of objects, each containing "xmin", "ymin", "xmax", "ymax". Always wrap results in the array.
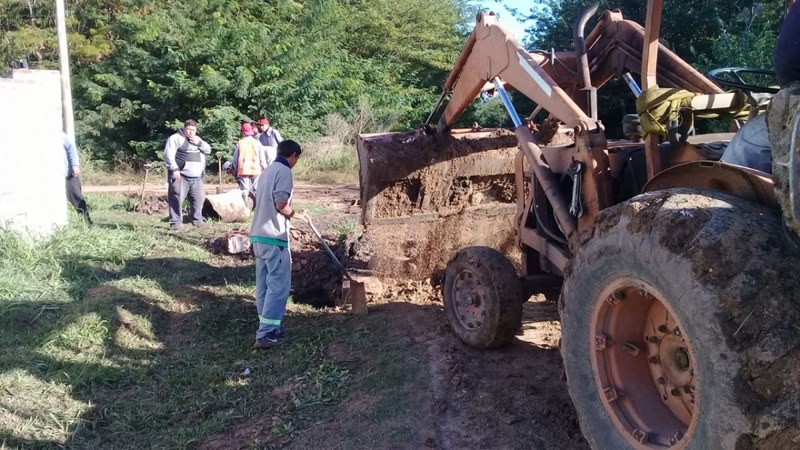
[{"xmin": 304, "ymin": 216, "xmax": 354, "ymax": 282}]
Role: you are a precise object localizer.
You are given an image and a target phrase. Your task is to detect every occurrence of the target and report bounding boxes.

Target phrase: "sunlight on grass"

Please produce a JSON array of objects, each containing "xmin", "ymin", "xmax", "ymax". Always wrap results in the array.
[{"xmin": 0, "ymin": 370, "xmax": 91, "ymax": 445}]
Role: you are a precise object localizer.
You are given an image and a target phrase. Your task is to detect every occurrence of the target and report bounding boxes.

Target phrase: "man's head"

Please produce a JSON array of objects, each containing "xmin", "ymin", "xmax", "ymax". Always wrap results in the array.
[
  {"xmin": 277, "ymin": 139, "xmax": 302, "ymax": 168},
  {"xmin": 241, "ymin": 123, "xmax": 255, "ymax": 137},
  {"xmin": 183, "ymin": 119, "xmax": 198, "ymax": 139},
  {"xmin": 258, "ymin": 118, "xmax": 270, "ymax": 133}
]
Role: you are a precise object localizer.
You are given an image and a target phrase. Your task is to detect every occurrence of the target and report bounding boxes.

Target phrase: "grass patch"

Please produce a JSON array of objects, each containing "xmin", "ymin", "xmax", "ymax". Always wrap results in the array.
[
  {"xmin": 293, "ymin": 136, "xmax": 359, "ymax": 184},
  {"xmin": 332, "ymin": 219, "xmax": 361, "ymax": 238},
  {"xmin": 0, "ymin": 193, "xmax": 429, "ymax": 448}
]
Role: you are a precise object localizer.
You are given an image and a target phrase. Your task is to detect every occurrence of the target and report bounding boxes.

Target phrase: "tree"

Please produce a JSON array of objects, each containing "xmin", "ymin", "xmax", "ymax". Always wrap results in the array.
[
  {"xmin": 521, "ymin": 0, "xmax": 786, "ymax": 137},
  {"xmin": 2, "ymin": 0, "xmax": 472, "ymax": 165}
]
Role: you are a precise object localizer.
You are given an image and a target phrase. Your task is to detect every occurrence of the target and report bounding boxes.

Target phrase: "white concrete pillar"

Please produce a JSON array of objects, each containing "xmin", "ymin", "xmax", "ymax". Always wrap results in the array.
[{"xmin": 0, "ymin": 70, "xmax": 68, "ymax": 239}]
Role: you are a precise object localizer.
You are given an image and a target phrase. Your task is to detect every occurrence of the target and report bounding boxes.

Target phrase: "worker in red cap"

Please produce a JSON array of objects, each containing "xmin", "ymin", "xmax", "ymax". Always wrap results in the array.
[
  {"xmin": 232, "ymin": 122, "xmax": 267, "ymax": 196},
  {"xmin": 256, "ymin": 118, "xmax": 282, "ymax": 163}
]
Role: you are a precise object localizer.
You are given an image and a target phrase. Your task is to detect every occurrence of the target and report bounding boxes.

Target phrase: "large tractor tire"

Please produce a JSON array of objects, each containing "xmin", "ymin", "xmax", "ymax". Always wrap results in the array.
[
  {"xmin": 443, "ymin": 246, "xmax": 523, "ymax": 349},
  {"xmin": 561, "ymin": 188, "xmax": 800, "ymax": 449}
]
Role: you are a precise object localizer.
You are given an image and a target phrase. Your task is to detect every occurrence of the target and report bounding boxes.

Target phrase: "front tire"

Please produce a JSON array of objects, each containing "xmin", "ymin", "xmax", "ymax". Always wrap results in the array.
[
  {"xmin": 443, "ymin": 246, "xmax": 523, "ymax": 349},
  {"xmin": 562, "ymin": 188, "xmax": 800, "ymax": 449}
]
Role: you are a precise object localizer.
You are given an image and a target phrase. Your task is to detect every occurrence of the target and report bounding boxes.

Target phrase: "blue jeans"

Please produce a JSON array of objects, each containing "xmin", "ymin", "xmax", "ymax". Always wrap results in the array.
[{"xmin": 254, "ymin": 243, "xmax": 291, "ymax": 339}]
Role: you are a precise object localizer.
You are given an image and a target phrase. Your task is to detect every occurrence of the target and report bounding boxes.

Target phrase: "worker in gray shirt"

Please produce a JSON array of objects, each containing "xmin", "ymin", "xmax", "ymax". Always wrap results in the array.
[
  {"xmin": 257, "ymin": 118, "xmax": 283, "ymax": 149},
  {"xmin": 250, "ymin": 139, "xmax": 306, "ymax": 348},
  {"xmin": 163, "ymin": 119, "xmax": 211, "ymax": 231}
]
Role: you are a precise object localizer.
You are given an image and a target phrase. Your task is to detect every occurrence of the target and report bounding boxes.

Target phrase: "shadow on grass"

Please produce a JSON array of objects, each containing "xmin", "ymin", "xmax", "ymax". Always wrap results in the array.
[
  {"xmin": 0, "ymin": 256, "xmax": 259, "ymax": 448},
  {"xmin": 0, "ymin": 237, "xmax": 585, "ymax": 449}
]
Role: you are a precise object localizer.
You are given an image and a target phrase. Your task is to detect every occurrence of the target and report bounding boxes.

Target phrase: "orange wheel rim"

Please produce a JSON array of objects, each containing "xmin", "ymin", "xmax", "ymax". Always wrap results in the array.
[{"xmin": 589, "ymin": 277, "xmax": 699, "ymax": 449}]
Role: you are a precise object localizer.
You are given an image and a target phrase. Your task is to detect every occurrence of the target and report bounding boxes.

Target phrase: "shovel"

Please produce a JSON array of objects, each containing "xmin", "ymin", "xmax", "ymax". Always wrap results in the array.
[{"xmin": 304, "ymin": 216, "xmax": 368, "ymax": 315}]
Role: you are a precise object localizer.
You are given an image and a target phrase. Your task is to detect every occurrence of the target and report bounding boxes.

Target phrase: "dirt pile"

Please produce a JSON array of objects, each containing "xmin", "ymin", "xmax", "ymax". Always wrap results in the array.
[
  {"xmin": 356, "ymin": 129, "xmax": 521, "ymax": 281},
  {"xmin": 205, "ymin": 230, "xmax": 252, "ymax": 259},
  {"xmin": 134, "ymin": 197, "xmax": 168, "ymax": 215},
  {"xmin": 375, "ymin": 278, "xmax": 441, "ymax": 304}
]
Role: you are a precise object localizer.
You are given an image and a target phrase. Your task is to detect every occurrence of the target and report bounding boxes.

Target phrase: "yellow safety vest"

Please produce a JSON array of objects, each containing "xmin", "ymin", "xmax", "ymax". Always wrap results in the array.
[{"xmin": 236, "ymin": 138, "xmax": 261, "ymax": 177}]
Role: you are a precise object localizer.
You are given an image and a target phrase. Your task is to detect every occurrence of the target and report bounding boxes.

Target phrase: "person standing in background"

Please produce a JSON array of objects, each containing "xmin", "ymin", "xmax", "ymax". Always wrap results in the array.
[
  {"xmin": 232, "ymin": 122, "xmax": 266, "ymax": 196},
  {"xmin": 63, "ymin": 133, "xmax": 92, "ymax": 225},
  {"xmin": 163, "ymin": 119, "xmax": 211, "ymax": 231},
  {"xmin": 257, "ymin": 118, "xmax": 282, "ymax": 164}
]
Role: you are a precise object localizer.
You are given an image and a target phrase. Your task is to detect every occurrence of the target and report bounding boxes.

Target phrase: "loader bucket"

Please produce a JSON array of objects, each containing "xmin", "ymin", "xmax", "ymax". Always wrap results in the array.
[{"xmin": 355, "ymin": 129, "xmax": 522, "ymax": 280}]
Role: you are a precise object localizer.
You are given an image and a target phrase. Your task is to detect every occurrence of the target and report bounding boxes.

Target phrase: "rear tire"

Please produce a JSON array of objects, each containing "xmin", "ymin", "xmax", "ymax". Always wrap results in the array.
[
  {"xmin": 562, "ymin": 188, "xmax": 800, "ymax": 449},
  {"xmin": 443, "ymin": 246, "xmax": 523, "ymax": 349}
]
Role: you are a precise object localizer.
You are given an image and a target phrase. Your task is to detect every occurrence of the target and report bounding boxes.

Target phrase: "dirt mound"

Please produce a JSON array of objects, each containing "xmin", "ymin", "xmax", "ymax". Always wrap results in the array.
[
  {"xmin": 375, "ymin": 278, "xmax": 441, "ymax": 304},
  {"xmin": 134, "ymin": 197, "xmax": 168, "ymax": 215},
  {"xmin": 358, "ymin": 130, "xmax": 519, "ymax": 219},
  {"xmin": 204, "ymin": 230, "xmax": 252, "ymax": 260},
  {"xmin": 356, "ymin": 129, "xmax": 521, "ymax": 281}
]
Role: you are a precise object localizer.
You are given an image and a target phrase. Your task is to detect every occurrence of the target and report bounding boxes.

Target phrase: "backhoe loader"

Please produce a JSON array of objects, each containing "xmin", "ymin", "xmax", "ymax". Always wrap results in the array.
[{"xmin": 356, "ymin": 1, "xmax": 800, "ymax": 448}]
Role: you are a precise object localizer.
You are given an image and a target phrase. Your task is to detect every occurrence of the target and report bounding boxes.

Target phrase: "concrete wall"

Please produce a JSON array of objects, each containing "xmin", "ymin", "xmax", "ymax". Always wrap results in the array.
[{"xmin": 0, "ymin": 69, "xmax": 67, "ymax": 239}]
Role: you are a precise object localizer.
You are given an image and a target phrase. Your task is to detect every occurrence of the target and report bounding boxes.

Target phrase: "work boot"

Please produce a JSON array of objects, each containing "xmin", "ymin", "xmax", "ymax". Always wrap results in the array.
[
  {"xmin": 170, "ymin": 224, "xmax": 184, "ymax": 232},
  {"xmin": 253, "ymin": 330, "xmax": 287, "ymax": 349}
]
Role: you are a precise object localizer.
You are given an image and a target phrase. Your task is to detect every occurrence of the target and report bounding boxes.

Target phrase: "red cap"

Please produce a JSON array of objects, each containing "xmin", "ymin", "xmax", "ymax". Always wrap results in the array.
[
  {"xmin": 241, "ymin": 123, "xmax": 255, "ymax": 136},
  {"xmin": 258, "ymin": 118, "xmax": 270, "ymax": 125}
]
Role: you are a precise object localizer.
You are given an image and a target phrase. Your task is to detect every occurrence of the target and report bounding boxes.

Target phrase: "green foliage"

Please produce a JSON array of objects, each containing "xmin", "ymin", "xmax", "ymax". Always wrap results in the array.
[
  {"xmin": 2, "ymin": 0, "xmax": 472, "ymax": 165},
  {"xmin": 522, "ymin": 0, "xmax": 786, "ymax": 137}
]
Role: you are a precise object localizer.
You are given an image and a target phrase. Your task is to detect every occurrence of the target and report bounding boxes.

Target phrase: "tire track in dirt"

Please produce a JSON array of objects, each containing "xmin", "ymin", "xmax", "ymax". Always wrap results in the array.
[{"xmin": 397, "ymin": 294, "xmax": 590, "ymax": 449}]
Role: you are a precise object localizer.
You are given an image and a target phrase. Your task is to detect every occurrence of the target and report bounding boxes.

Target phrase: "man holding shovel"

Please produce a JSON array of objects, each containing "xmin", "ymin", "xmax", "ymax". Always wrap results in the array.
[{"xmin": 250, "ymin": 139, "xmax": 306, "ymax": 348}]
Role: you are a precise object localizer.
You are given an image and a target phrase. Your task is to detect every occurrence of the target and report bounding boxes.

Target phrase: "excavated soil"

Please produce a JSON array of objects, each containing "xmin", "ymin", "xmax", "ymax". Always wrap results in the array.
[
  {"xmin": 359, "ymin": 130, "xmax": 519, "ymax": 219},
  {"xmin": 133, "ymin": 196, "xmax": 168, "ymax": 215}
]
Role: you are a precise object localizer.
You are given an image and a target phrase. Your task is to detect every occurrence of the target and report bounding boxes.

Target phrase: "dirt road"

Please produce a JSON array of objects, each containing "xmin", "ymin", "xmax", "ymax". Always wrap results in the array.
[{"xmin": 84, "ymin": 182, "xmax": 355, "ymax": 199}]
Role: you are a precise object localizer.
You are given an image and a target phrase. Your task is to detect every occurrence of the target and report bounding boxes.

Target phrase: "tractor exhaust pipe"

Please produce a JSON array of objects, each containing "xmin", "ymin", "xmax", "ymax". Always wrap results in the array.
[{"xmin": 574, "ymin": 2, "xmax": 600, "ymax": 120}]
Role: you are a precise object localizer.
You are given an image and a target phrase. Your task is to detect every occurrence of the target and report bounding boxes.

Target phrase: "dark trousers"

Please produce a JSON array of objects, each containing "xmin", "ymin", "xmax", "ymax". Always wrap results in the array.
[
  {"xmin": 66, "ymin": 175, "xmax": 91, "ymax": 222},
  {"xmin": 168, "ymin": 174, "xmax": 205, "ymax": 228}
]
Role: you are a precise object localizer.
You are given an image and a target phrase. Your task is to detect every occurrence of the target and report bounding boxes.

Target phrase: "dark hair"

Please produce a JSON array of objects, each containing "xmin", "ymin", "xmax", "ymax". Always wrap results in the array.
[
  {"xmin": 277, "ymin": 139, "xmax": 302, "ymax": 157},
  {"xmin": 184, "ymin": 119, "xmax": 198, "ymax": 128}
]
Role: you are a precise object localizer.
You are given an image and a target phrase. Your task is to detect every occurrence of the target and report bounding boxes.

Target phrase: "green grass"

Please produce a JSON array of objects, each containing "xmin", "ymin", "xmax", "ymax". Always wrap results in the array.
[
  {"xmin": 332, "ymin": 219, "xmax": 361, "ymax": 238},
  {"xmin": 0, "ymin": 194, "xmax": 425, "ymax": 448}
]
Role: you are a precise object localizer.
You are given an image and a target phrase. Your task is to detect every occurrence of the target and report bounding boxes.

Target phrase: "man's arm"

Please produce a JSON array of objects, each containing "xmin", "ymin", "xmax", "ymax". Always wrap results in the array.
[
  {"xmin": 164, "ymin": 134, "xmax": 180, "ymax": 171},
  {"xmin": 64, "ymin": 135, "xmax": 80, "ymax": 175},
  {"xmin": 196, "ymin": 137, "xmax": 211, "ymax": 154},
  {"xmin": 273, "ymin": 129, "xmax": 283, "ymax": 144},
  {"xmin": 273, "ymin": 171, "xmax": 302, "ymax": 219}
]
